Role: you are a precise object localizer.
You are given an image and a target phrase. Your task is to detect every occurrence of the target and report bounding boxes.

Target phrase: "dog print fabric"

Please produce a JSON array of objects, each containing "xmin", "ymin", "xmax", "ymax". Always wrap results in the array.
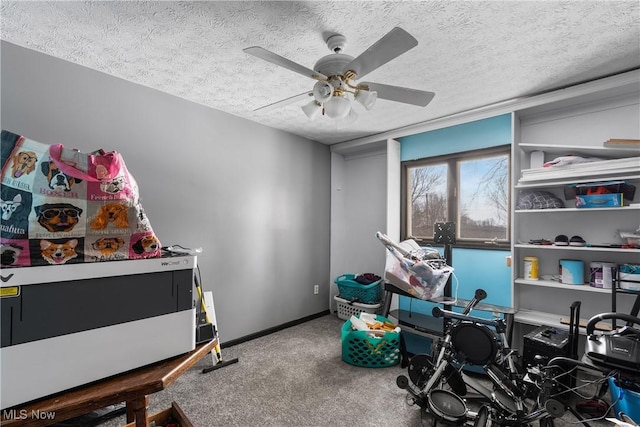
[{"xmin": 0, "ymin": 130, "xmax": 161, "ymax": 267}]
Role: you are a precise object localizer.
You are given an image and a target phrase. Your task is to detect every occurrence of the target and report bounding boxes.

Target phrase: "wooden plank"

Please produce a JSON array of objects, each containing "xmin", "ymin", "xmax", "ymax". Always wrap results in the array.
[
  {"xmin": 604, "ymin": 138, "xmax": 640, "ymax": 147},
  {"xmin": 124, "ymin": 402, "xmax": 194, "ymax": 427},
  {"xmin": 559, "ymin": 317, "xmax": 613, "ymax": 331}
]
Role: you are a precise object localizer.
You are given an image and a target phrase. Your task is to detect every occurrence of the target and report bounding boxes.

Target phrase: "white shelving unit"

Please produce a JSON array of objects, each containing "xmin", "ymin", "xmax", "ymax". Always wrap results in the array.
[{"xmin": 510, "ymin": 76, "xmax": 640, "ymax": 349}]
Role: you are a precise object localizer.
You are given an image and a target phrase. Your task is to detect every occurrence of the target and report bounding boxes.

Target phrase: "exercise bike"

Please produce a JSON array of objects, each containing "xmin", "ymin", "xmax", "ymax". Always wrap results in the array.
[{"xmin": 396, "ymin": 289, "xmax": 598, "ymax": 426}]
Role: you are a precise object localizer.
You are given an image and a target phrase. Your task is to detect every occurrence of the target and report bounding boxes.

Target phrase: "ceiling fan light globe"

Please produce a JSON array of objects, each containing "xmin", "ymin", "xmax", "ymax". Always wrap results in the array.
[
  {"xmin": 356, "ymin": 89, "xmax": 377, "ymax": 110},
  {"xmin": 336, "ymin": 109, "xmax": 358, "ymax": 129},
  {"xmin": 324, "ymin": 96, "xmax": 351, "ymax": 119},
  {"xmin": 312, "ymin": 81, "xmax": 333, "ymax": 103},
  {"xmin": 301, "ymin": 101, "xmax": 322, "ymax": 120},
  {"xmin": 344, "ymin": 109, "xmax": 358, "ymax": 124}
]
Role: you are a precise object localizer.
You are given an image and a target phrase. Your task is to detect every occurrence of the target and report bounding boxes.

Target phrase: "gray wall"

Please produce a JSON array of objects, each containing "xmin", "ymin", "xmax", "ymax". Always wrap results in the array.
[
  {"xmin": 329, "ymin": 149, "xmax": 387, "ymax": 310},
  {"xmin": 1, "ymin": 41, "xmax": 331, "ymax": 342}
]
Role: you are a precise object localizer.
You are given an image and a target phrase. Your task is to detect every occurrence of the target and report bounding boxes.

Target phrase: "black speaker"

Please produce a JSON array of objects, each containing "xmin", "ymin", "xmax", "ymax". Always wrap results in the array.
[
  {"xmin": 196, "ymin": 322, "xmax": 215, "ymax": 345},
  {"xmin": 523, "ymin": 326, "xmax": 569, "ymax": 368}
]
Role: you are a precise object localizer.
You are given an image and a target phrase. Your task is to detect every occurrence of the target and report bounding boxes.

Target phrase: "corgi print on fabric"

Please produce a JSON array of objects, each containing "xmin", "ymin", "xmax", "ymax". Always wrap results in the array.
[{"xmin": 39, "ymin": 238, "xmax": 79, "ymax": 265}]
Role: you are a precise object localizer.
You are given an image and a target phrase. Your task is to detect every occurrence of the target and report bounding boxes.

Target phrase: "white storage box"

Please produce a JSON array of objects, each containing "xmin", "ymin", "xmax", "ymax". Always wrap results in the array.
[
  {"xmin": 334, "ymin": 295, "xmax": 381, "ymax": 320},
  {"xmin": 1, "ymin": 256, "xmax": 197, "ymax": 409},
  {"xmin": 620, "ymin": 264, "xmax": 640, "ymax": 291}
]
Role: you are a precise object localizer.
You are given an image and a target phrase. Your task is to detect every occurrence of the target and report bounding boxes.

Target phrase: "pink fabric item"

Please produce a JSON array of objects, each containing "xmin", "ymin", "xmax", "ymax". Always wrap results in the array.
[{"xmin": 49, "ymin": 144, "xmax": 122, "ymax": 182}]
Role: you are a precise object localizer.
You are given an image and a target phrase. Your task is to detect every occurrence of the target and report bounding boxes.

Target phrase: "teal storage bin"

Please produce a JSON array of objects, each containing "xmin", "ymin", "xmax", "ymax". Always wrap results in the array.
[
  {"xmin": 334, "ymin": 274, "xmax": 382, "ymax": 304},
  {"xmin": 341, "ymin": 314, "xmax": 400, "ymax": 368}
]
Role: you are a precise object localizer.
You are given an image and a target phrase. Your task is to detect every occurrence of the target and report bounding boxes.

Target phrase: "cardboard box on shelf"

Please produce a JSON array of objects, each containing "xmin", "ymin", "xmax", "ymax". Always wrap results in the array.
[
  {"xmin": 575, "ymin": 193, "xmax": 624, "ymax": 208},
  {"xmin": 564, "ymin": 180, "xmax": 636, "ymax": 202}
]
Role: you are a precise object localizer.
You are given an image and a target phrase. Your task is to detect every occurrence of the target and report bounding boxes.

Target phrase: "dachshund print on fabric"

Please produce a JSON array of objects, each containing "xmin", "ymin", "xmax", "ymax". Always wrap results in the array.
[
  {"xmin": 41, "ymin": 161, "xmax": 83, "ymax": 192},
  {"xmin": 40, "ymin": 239, "xmax": 78, "ymax": 264},
  {"xmin": 91, "ymin": 203, "xmax": 129, "ymax": 230},
  {"xmin": 34, "ymin": 203, "xmax": 83, "ymax": 233},
  {"xmin": 10, "ymin": 151, "xmax": 38, "ymax": 179}
]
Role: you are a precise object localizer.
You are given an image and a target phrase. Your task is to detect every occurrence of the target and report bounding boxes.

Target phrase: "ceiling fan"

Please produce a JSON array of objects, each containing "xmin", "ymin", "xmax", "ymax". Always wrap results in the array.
[{"xmin": 243, "ymin": 27, "xmax": 435, "ymax": 122}]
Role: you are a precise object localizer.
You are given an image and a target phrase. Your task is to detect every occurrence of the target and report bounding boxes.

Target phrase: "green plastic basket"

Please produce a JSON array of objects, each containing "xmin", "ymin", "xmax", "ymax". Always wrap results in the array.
[
  {"xmin": 334, "ymin": 274, "xmax": 382, "ymax": 304},
  {"xmin": 341, "ymin": 315, "xmax": 400, "ymax": 368}
]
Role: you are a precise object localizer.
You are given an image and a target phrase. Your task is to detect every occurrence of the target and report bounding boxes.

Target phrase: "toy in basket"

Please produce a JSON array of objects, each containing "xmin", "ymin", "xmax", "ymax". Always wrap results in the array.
[
  {"xmin": 376, "ymin": 232, "xmax": 453, "ymax": 300},
  {"xmin": 334, "ymin": 273, "xmax": 382, "ymax": 304},
  {"xmin": 341, "ymin": 313, "xmax": 401, "ymax": 368}
]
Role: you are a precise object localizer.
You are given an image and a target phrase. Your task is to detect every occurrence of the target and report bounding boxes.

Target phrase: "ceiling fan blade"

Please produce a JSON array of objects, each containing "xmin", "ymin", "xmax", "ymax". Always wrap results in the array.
[
  {"xmin": 254, "ymin": 92, "xmax": 313, "ymax": 112},
  {"xmin": 344, "ymin": 27, "xmax": 418, "ymax": 79},
  {"xmin": 361, "ymin": 82, "xmax": 435, "ymax": 107},
  {"xmin": 243, "ymin": 47, "xmax": 327, "ymax": 81}
]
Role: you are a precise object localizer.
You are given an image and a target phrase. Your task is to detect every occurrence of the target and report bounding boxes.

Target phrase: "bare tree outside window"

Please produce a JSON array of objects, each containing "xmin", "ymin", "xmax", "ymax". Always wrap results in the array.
[
  {"xmin": 408, "ymin": 164, "xmax": 447, "ymax": 238},
  {"xmin": 459, "ymin": 155, "xmax": 509, "ymax": 240}
]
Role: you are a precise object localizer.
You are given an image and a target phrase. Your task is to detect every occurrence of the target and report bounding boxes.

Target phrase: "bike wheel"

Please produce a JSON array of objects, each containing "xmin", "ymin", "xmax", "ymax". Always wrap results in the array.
[
  {"xmin": 407, "ymin": 354, "xmax": 434, "ymax": 388},
  {"xmin": 473, "ymin": 405, "xmax": 492, "ymax": 427}
]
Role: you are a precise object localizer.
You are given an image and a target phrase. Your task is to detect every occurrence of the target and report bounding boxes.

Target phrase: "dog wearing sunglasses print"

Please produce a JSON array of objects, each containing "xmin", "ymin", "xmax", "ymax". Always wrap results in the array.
[
  {"xmin": 92, "ymin": 237, "xmax": 125, "ymax": 256},
  {"xmin": 34, "ymin": 203, "xmax": 83, "ymax": 233}
]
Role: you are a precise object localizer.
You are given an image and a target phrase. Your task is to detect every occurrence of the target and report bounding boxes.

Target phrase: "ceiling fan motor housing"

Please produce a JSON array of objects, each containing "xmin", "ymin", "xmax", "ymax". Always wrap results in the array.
[
  {"xmin": 326, "ymin": 33, "xmax": 347, "ymax": 53},
  {"xmin": 314, "ymin": 54, "xmax": 353, "ymax": 79}
]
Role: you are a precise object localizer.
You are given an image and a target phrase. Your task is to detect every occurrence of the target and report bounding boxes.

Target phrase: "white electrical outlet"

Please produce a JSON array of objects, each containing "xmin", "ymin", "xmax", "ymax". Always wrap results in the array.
[{"xmin": 313, "ymin": 285, "xmax": 319, "ymax": 294}]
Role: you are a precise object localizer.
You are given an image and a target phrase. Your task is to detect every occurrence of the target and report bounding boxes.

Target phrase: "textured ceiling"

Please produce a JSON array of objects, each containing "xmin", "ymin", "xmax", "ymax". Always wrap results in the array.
[{"xmin": 1, "ymin": 1, "xmax": 639, "ymax": 145}]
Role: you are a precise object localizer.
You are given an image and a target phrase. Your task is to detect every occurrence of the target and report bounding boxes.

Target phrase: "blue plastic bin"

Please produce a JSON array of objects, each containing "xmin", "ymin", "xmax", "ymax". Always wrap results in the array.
[{"xmin": 609, "ymin": 377, "xmax": 640, "ymax": 423}]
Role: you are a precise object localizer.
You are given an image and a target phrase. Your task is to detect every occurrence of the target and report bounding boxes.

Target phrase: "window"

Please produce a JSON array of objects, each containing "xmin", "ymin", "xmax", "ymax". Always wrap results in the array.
[
  {"xmin": 403, "ymin": 146, "xmax": 510, "ymax": 247},
  {"xmin": 407, "ymin": 163, "xmax": 448, "ymax": 238}
]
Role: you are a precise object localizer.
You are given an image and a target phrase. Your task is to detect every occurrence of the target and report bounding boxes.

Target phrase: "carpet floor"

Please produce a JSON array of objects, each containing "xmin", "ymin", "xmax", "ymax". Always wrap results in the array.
[{"xmin": 87, "ymin": 314, "xmax": 617, "ymax": 427}]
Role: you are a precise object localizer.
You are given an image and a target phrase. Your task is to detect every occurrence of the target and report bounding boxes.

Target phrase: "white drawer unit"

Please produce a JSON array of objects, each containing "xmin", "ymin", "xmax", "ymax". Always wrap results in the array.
[{"xmin": 0, "ymin": 255, "xmax": 197, "ymax": 409}]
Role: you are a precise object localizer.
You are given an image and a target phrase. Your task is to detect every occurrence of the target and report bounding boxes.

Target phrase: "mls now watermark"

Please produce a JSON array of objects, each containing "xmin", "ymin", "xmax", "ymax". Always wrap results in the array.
[{"xmin": 3, "ymin": 409, "xmax": 56, "ymax": 420}]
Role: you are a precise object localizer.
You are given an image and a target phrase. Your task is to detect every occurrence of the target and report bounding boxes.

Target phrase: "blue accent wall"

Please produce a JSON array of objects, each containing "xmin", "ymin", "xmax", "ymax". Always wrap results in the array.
[
  {"xmin": 399, "ymin": 113, "xmax": 512, "ymax": 161},
  {"xmin": 449, "ymin": 248, "xmax": 512, "ymax": 310},
  {"xmin": 397, "ymin": 114, "xmax": 513, "ymax": 350}
]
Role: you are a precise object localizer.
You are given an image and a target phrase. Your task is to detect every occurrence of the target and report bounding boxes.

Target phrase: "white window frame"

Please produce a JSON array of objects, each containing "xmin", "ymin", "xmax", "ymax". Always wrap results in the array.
[{"xmin": 401, "ymin": 145, "xmax": 511, "ymax": 248}]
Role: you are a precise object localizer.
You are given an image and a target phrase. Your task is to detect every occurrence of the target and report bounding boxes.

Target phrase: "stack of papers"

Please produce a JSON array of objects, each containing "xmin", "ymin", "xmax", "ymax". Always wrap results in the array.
[{"xmin": 519, "ymin": 157, "xmax": 640, "ymax": 183}]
